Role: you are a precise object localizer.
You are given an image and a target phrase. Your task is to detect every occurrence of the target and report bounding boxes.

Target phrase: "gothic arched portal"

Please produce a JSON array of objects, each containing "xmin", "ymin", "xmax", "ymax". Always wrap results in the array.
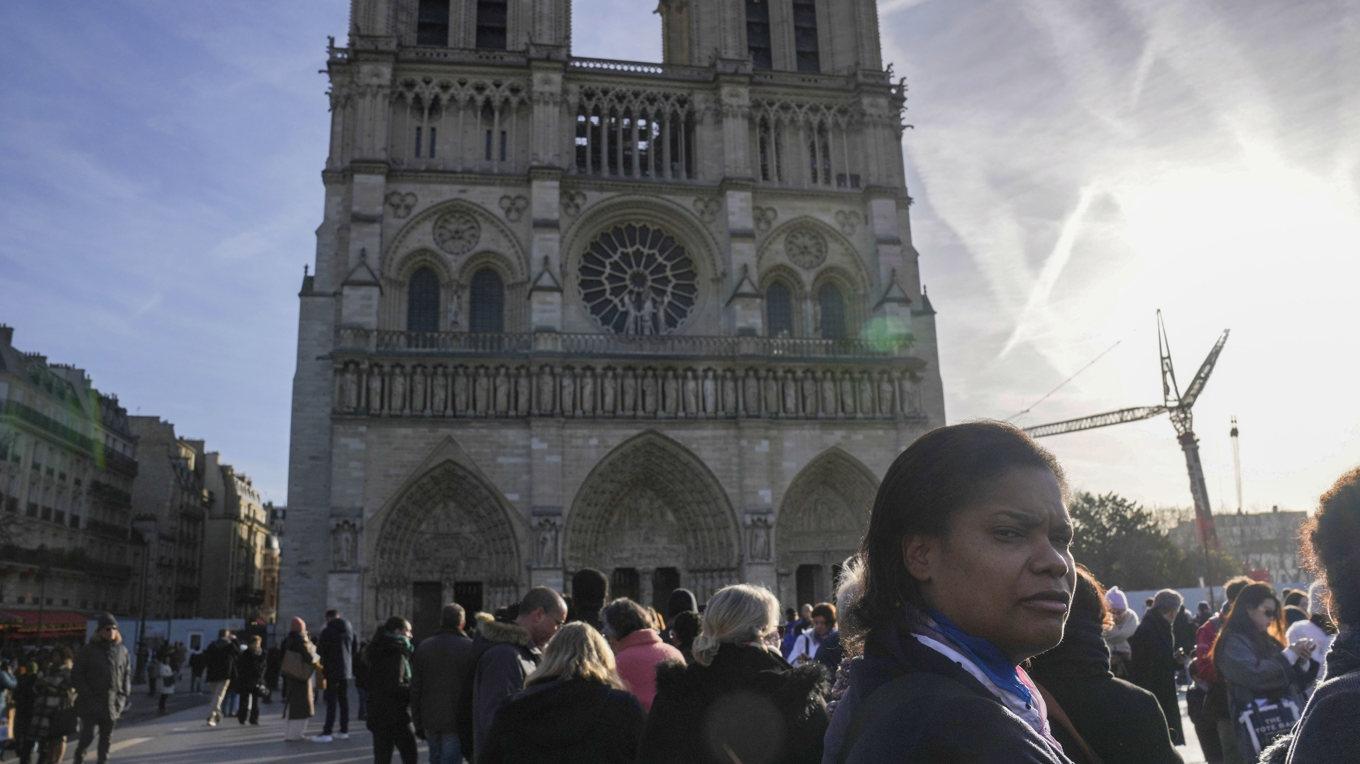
[
  {"xmin": 777, "ymin": 449, "xmax": 879, "ymax": 606},
  {"xmin": 565, "ymin": 432, "xmax": 739, "ymax": 606},
  {"xmin": 371, "ymin": 459, "xmax": 521, "ymax": 637}
]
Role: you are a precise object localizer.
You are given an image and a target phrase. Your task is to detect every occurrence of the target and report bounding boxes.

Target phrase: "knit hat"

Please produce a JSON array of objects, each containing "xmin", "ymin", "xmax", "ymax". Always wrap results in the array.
[
  {"xmin": 1105, "ymin": 586, "xmax": 1128, "ymax": 612},
  {"xmin": 97, "ymin": 612, "xmax": 119, "ymax": 629},
  {"xmin": 1308, "ymin": 581, "xmax": 1331, "ymax": 617},
  {"xmin": 667, "ymin": 588, "xmax": 698, "ymax": 620},
  {"xmin": 571, "ymin": 568, "xmax": 609, "ymax": 605}
]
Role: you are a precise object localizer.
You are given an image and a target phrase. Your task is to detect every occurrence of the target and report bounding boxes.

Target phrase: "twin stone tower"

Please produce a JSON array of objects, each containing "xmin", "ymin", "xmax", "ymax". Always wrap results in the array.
[{"xmin": 282, "ymin": 0, "xmax": 945, "ymax": 640}]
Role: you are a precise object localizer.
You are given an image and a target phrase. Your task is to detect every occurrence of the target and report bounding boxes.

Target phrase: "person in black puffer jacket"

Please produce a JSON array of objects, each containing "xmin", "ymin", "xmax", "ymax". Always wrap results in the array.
[
  {"xmin": 365, "ymin": 617, "xmax": 418, "ymax": 764},
  {"xmin": 640, "ymin": 584, "xmax": 828, "ymax": 764},
  {"xmin": 482, "ymin": 622, "xmax": 645, "ymax": 763},
  {"xmin": 1028, "ymin": 566, "xmax": 1182, "ymax": 764}
]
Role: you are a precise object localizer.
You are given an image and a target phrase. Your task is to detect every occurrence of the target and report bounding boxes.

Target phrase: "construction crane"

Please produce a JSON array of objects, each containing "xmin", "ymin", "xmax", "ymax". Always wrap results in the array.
[{"xmin": 1023, "ymin": 312, "xmax": 1230, "ymax": 562}]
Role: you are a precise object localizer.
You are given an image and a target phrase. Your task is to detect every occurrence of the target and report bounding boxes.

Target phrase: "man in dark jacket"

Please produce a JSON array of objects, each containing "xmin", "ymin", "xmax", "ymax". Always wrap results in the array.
[
  {"xmin": 203, "ymin": 629, "xmax": 237, "ymax": 726},
  {"xmin": 314, "ymin": 608, "xmax": 358, "ymax": 742},
  {"xmin": 411, "ymin": 604, "xmax": 477, "ymax": 764},
  {"xmin": 471, "ymin": 587, "xmax": 566, "ymax": 756},
  {"xmin": 1129, "ymin": 589, "xmax": 1186, "ymax": 746},
  {"xmin": 71, "ymin": 613, "xmax": 130, "ymax": 764}
]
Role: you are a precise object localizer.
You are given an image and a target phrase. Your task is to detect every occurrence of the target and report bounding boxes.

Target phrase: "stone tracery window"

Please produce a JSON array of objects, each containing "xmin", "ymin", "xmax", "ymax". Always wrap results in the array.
[
  {"xmin": 579, "ymin": 223, "xmax": 698, "ymax": 336},
  {"xmin": 407, "ymin": 267, "xmax": 441, "ymax": 333},
  {"xmin": 766, "ymin": 281, "xmax": 794, "ymax": 338},
  {"xmin": 469, "ymin": 268, "xmax": 505, "ymax": 333},
  {"xmin": 818, "ymin": 282, "xmax": 848, "ymax": 339}
]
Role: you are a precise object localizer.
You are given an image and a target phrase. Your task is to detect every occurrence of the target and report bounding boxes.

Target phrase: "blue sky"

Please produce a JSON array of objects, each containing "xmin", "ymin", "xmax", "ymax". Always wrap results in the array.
[{"xmin": 1, "ymin": 1, "xmax": 1356, "ymax": 513}]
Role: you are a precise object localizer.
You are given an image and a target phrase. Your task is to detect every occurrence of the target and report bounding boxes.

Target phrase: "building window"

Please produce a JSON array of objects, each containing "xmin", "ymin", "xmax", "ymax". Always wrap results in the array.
[
  {"xmin": 579, "ymin": 223, "xmax": 699, "ymax": 335},
  {"xmin": 818, "ymin": 283, "xmax": 847, "ymax": 339},
  {"xmin": 469, "ymin": 268, "xmax": 505, "ymax": 334},
  {"xmin": 767, "ymin": 281, "xmax": 794, "ymax": 337},
  {"xmin": 746, "ymin": 0, "xmax": 772, "ymax": 70},
  {"xmin": 407, "ymin": 267, "xmax": 441, "ymax": 334},
  {"xmin": 414, "ymin": 126, "xmax": 422, "ymax": 157},
  {"xmin": 428, "ymin": 126, "xmax": 437, "ymax": 158},
  {"xmin": 416, "ymin": 0, "xmax": 450, "ymax": 46},
  {"xmin": 476, "ymin": 0, "xmax": 508, "ymax": 50},
  {"xmin": 793, "ymin": 0, "xmax": 821, "ymax": 73}
]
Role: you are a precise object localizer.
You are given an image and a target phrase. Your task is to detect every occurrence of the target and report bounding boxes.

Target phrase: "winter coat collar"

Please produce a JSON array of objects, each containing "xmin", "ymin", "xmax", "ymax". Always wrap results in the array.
[
  {"xmin": 615, "ymin": 628, "xmax": 663, "ymax": 652},
  {"xmin": 475, "ymin": 612, "xmax": 535, "ymax": 649},
  {"xmin": 1030, "ymin": 609, "xmax": 1112, "ymax": 681}
]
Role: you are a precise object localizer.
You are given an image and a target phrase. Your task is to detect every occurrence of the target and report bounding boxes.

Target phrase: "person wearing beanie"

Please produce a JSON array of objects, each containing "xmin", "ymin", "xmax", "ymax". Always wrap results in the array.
[
  {"xmin": 1285, "ymin": 581, "xmax": 1337, "ymax": 693},
  {"xmin": 71, "ymin": 612, "xmax": 130, "ymax": 764},
  {"xmin": 1102, "ymin": 586, "xmax": 1139, "ymax": 678},
  {"xmin": 666, "ymin": 588, "xmax": 697, "ymax": 623},
  {"xmin": 570, "ymin": 569, "xmax": 609, "ymax": 631}
]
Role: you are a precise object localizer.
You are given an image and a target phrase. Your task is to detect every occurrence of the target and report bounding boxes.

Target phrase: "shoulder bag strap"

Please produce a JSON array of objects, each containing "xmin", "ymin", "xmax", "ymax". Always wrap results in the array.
[{"xmin": 1033, "ymin": 681, "xmax": 1102, "ymax": 764}]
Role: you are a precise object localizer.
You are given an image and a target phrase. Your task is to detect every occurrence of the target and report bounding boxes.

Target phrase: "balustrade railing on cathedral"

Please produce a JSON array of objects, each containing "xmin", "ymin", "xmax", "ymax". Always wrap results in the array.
[{"xmin": 336, "ymin": 327, "xmax": 912, "ymax": 361}]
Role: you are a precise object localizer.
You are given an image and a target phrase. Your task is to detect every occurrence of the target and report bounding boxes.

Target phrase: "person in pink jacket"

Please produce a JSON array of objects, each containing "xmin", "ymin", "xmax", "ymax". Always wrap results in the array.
[{"xmin": 602, "ymin": 598, "xmax": 684, "ymax": 711}]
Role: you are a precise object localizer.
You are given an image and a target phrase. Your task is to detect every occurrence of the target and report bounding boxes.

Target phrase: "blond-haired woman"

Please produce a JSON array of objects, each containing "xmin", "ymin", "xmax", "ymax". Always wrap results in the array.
[
  {"xmin": 482, "ymin": 622, "xmax": 645, "ymax": 763},
  {"xmin": 640, "ymin": 584, "xmax": 829, "ymax": 764}
]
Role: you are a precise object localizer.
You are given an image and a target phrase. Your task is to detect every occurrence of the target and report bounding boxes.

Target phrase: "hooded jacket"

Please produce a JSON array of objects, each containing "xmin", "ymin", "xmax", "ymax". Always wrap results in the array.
[
  {"xmin": 481, "ymin": 677, "xmax": 645, "ymax": 763},
  {"xmin": 640, "ymin": 642, "xmax": 828, "ymax": 764},
  {"xmin": 472, "ymin": 613, "xmax": 542, "ymax": 756},
  {"xmin": 364, "ymin": 628, "xmax": 415, "ymax": 730},
  {"xmin": 614, "ymin": 628, "xmax": 684, "ymax": 711},
  {"xmin": 1028, "ymin": 604, "xmax": 1182, "ymax": 764},
  {"xmin": 72, "ymin": 636, "xmax": 130, "ymax": 722}
]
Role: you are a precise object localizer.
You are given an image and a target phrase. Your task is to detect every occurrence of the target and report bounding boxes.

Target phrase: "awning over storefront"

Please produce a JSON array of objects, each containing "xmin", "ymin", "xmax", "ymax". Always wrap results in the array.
[{"xmin": 0, "ymin": 609, "xmax": 89, "ymax": 639}]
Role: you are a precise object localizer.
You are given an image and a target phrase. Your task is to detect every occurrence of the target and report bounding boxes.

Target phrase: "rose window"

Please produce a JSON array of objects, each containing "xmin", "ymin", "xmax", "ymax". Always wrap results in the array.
[{"xmin": 579, "ymin": 223, "xmax": 698, "ymax": 335}]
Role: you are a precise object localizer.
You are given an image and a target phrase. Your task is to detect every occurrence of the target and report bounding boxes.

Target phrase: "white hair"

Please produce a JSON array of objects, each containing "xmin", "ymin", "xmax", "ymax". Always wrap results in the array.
[{"xmin": 691, "ymin": 584, "xmax": 781, "ymax": 666}]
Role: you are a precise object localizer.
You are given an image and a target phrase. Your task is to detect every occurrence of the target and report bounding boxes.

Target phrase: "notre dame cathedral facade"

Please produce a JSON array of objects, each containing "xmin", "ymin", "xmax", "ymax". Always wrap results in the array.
[{"xmin": 281, "ymin": 0, "xmax": 946, "ymax": 639}]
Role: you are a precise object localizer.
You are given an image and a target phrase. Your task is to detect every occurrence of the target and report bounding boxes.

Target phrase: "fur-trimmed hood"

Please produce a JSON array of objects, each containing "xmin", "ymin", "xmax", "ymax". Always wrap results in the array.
[{"xmin": 475, "ymin": 611, "xmax": 535, "ymax": 649}]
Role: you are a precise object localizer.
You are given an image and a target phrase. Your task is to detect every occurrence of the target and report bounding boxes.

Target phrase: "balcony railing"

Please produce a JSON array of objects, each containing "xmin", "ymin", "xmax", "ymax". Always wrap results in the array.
[
  {"xmin": 568, "ymin": 57, "xmax": 712, "ymax": 82},
  {"xmin": 337, "ymin": 328, "xmax": 913, "ymax": 362}
]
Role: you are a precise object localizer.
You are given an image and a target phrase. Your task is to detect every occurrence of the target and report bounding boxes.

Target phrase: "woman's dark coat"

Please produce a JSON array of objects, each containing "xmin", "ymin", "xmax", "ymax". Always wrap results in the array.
[
  {"xmin": 641, "ymin": 643, "xmax": 828, "ymax": 764},
  {"xmin": 282, "ymin": 631, "xmax": 319, "ymax": 720},
  {"xmin": 822, "ymin": 629, "xmax": 1071, "ymax": 763},
  {"xmin": 1280, "ymin": 627, "xmax": 1360, "ymax": 762},
  {"xmin": 481, "ymin": 677, "xmax": 645, "ymax": 763},
  {"xmin": 1127, "ymin": 612, "xmax": 1185, "ymax": 745},
  {"xmin": 1029, "ymin": 609, "xmax": 1182, "ymax": 763},
  {"xmin": 364, "ymin": 629, "xmax": 415, "ymax": 732}
]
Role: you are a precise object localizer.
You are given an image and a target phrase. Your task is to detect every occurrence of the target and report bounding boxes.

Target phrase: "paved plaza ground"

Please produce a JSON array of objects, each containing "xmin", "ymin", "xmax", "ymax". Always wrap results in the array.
[{"xmin": 2, "ymin": 686, "xmax": 1208, "ymax": 763}]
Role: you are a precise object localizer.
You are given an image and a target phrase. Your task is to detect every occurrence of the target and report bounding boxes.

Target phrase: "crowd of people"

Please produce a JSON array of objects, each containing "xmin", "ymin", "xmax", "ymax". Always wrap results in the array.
[{"xmin": 1, "ymin": 421, "xmax": 1357, "ymax": 764}]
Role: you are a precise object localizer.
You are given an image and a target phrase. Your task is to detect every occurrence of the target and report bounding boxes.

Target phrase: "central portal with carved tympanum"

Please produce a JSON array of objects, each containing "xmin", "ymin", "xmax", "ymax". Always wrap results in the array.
[{"xmin": 564, "ymin": 432, "xmax": 741, "ymax": 608}]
